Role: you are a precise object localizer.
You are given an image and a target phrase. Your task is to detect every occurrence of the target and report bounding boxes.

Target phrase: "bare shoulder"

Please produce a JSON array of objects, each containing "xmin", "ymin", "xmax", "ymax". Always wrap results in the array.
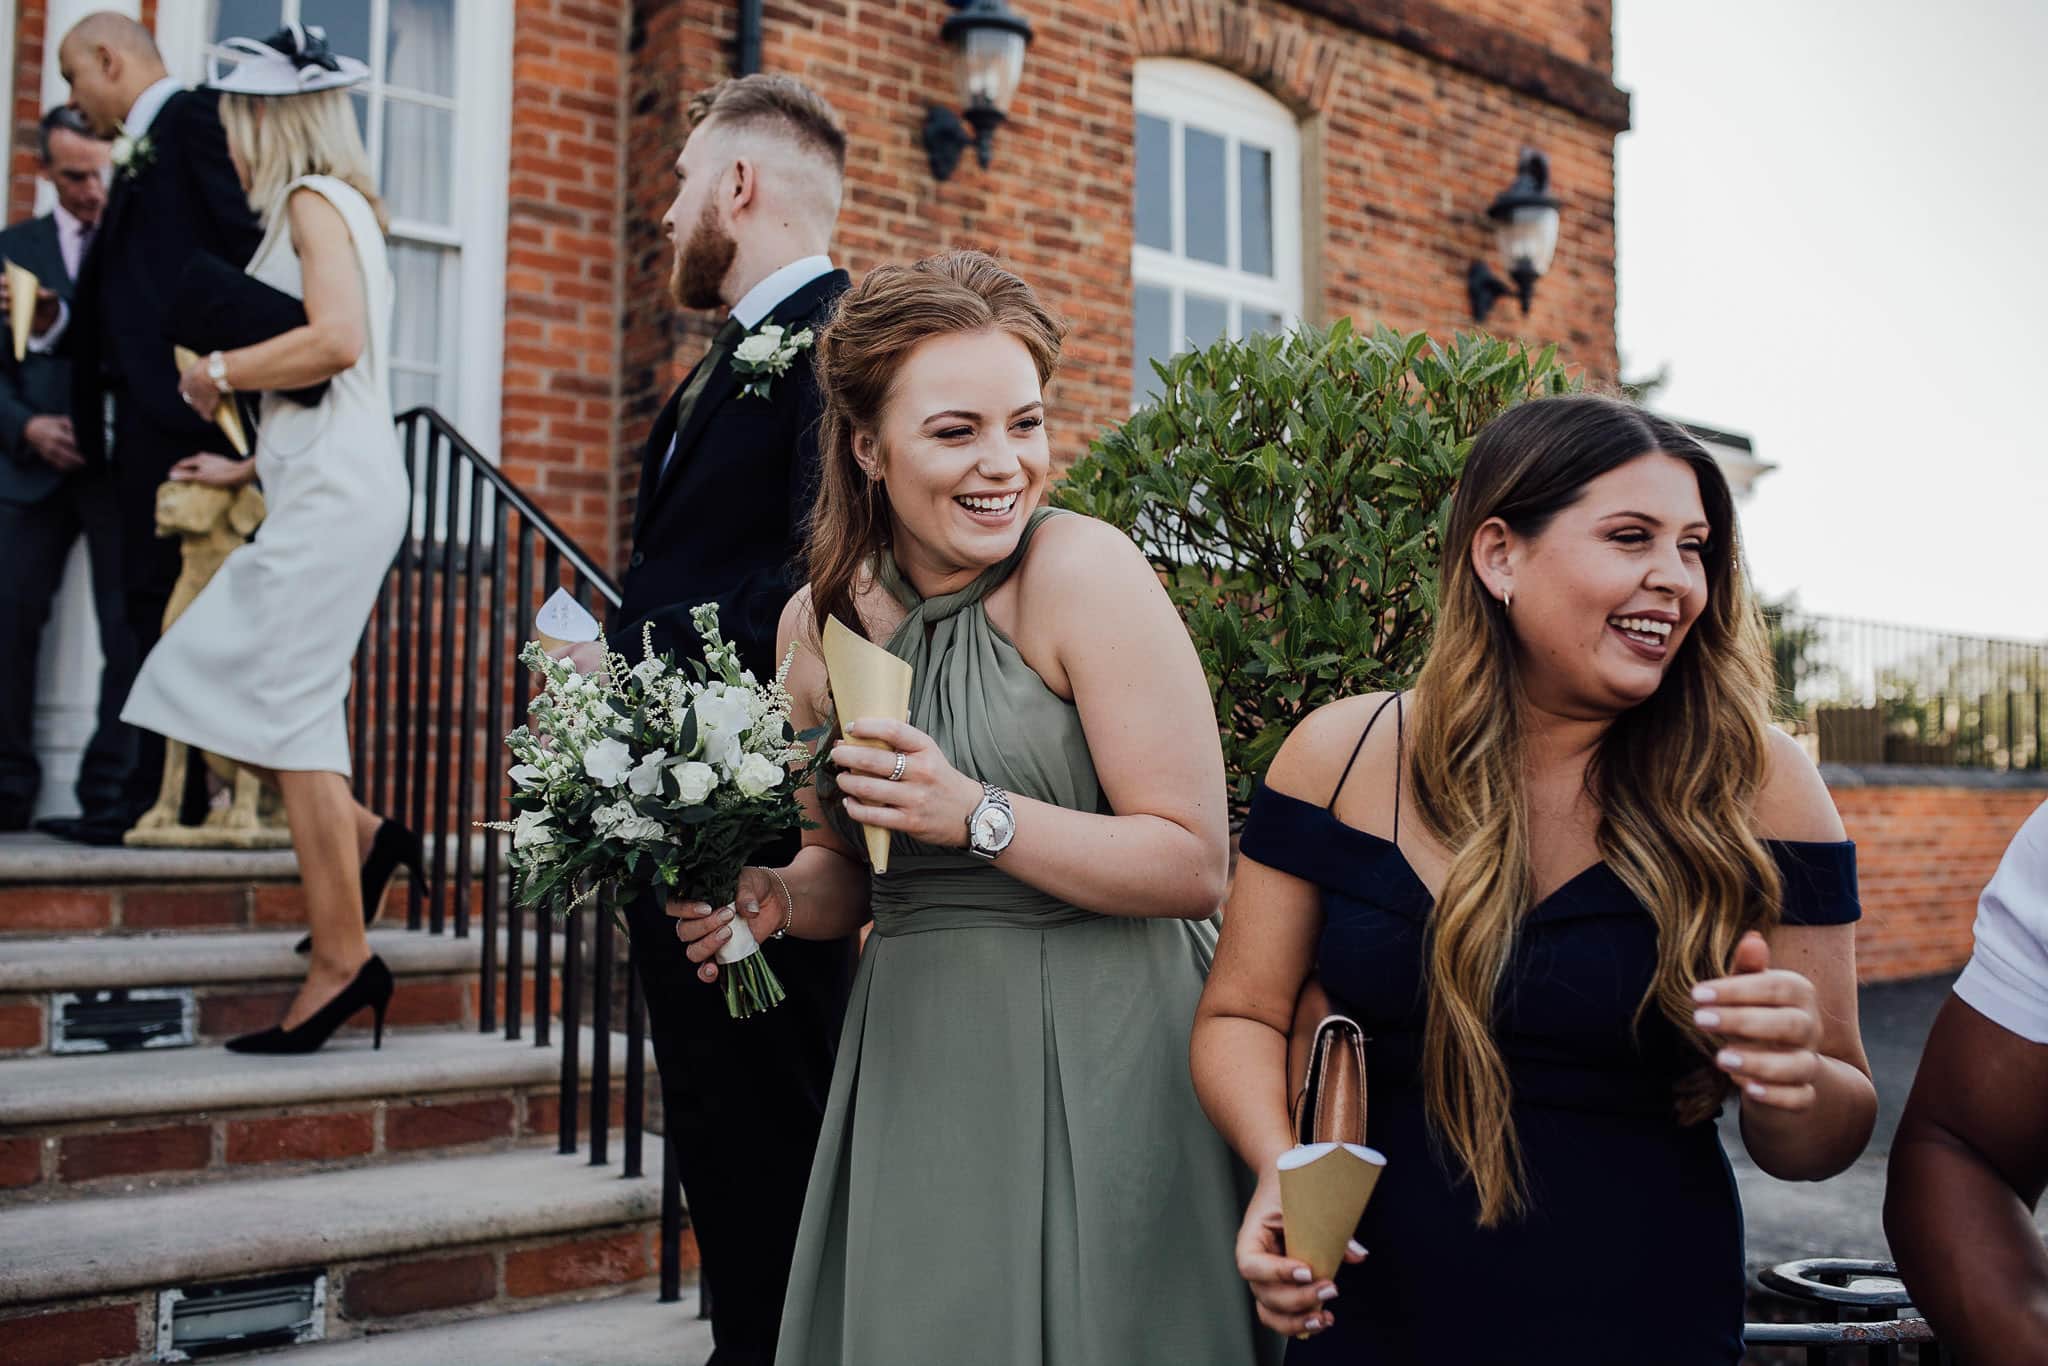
[
  {"xmin": 1754, "ymin": 725, "xmax": 1848, "ymax": 843},
  {"xmin": 777, "ymin": 586, "xmax": 821, "ymax": 660},
  {"xmin": 284, "ymin": 185, "xmax": 349, "ymax": 246},
  {"xmin": 1265, "ymin": 692, "xmax": 1403, "ymax": 808},
  {"xmin": 1014, "ymin": 510, "xmax": 1153, "ymax": 599}
]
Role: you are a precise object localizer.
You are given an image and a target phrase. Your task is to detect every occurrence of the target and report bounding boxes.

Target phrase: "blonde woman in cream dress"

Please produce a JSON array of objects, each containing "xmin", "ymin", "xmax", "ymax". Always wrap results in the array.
[{"xmin": 123, "ymin": 26, "xmax": 411, "ymax": 1054}]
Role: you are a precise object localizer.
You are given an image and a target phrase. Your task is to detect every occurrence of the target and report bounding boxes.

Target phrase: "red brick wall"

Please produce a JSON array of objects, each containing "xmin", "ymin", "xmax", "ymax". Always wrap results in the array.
[
  {"xmin": 7, "ymin": 0, "xmax": 49, "ymax": 225},
  {"xmin": 500, "ymin": 0, "xmax": 629, "ymax": 561},
  {"xmin": 1833, "ymin": 784, "xmax": 2046, "ymax": 983},
  {"xmin": 615, "ymin": 0, "xmax": 1628, "ymax": 566}
]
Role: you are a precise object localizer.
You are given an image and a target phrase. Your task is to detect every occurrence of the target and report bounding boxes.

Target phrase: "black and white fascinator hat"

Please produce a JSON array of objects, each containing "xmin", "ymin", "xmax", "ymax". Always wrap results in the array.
[{"xmin": 205, "ymin": 23, "xmax": 370, "ymax": 96}]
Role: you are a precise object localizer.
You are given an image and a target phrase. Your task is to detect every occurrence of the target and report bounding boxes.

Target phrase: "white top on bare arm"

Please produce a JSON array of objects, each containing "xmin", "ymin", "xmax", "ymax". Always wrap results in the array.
[{"xmin": 1954, "ymin": 799, "xmax": 2048, "ymax": 1044}]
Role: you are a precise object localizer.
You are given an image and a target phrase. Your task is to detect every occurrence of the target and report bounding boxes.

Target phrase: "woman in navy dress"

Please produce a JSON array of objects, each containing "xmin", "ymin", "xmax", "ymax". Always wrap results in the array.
[{"xmin": 1192, "ymin": 396, "xmax": 1877, "ymax": 1363}]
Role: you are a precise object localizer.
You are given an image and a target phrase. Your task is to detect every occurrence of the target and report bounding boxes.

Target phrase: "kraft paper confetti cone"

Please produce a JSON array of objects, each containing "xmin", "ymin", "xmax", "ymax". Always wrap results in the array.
[
  {"xmin": 6, "ymin": 259, "xmax": 36, "ymax": 363},
  {"xmin": 1277, "ymin": 1141, "xmax": 1387, "ymax": 1281},
  {"xmin": 172, "ymin": 345, "xmax": 249, "ymax": 456},
  {"xmin": 534, "ymin": 586, "xmax": 603, "ymax": 656},
  {"xmin": 820, "ymin": 614, "xmax": 912, "ymax": 874}
]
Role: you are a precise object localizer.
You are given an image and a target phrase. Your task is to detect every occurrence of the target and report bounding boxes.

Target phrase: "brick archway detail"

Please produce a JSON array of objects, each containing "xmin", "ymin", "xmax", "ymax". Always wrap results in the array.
[{"xmin": 1124, "ymin": 0, "xmax": 1347, "ymax": 115}]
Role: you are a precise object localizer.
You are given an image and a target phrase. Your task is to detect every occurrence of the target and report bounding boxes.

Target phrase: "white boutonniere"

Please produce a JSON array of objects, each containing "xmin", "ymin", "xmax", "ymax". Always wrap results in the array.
[
  {"xmin": 110, "ymin": 123, "xmax": 156, "ymax": 182},
  {"xmin": 730, "ymin": 322, "xmax": 814, "ymax": 401}
]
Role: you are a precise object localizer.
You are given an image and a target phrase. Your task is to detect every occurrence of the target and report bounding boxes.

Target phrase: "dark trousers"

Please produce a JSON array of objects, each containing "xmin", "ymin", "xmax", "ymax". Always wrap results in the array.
[
  {"xmin": 0, "ymin": 471, "xmax": 139, "ymax": 822},
  {"xmin": 627, "ymin": 884, "xmax": 854, "ymax": 1366}
]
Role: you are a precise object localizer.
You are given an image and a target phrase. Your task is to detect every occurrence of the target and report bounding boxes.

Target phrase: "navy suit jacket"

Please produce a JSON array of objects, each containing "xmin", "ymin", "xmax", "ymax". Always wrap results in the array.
[
  {"xmin": 69, "ymin": 88, "xmax": 264, "ymax": 462},
  {"xmin": 613, "ymin": 269, "xmax": 849, "ymax": 683},
  {"xmin": 0, "ymin": 214, "xmax": 75, "ymax": 506}
]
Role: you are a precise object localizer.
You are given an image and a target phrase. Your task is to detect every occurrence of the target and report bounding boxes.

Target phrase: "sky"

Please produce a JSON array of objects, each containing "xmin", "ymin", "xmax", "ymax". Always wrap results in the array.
[{"xmin": 1613, "ymin": 0, "xmax": 2048, "ymax": 640}]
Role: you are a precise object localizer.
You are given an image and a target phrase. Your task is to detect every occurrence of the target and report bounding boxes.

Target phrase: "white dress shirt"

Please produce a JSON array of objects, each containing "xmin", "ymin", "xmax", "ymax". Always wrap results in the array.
[
  {"xmin": 124, "ymin": 76, "xmax": 184, "ymax": 139},
  {"xmin": 1955, "ymin": 799, "xmax": 2048, "ymax": 1044}
]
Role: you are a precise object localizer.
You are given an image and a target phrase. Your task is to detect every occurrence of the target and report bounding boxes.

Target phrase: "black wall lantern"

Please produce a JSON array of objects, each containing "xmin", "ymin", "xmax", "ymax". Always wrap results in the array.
[
  {"xmin": 1467, "ymin": 148, "xmax": 1561, "ymax": 322},
  {"xmin": 922, "ymin": 0, "xmax": 1033, "ymax": 181}
]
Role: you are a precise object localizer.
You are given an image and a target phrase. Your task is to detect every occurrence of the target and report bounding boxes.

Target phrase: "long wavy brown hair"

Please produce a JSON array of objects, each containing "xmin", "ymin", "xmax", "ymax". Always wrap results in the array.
[
  {"xmin": 1406, "ymin": 395, "xmax": 1782, "ymax": 1225},
  {"xmin": 804, "ymin": 251, "xmax": 1066, "ymax": 642}
]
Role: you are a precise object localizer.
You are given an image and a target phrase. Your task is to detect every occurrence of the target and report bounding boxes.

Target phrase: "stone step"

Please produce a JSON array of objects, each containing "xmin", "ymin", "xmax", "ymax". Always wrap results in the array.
[
  {"xmin": 0, "ymin": 1027, "xmax": 648, "ymax": 1203},
  {"xmin": 0, "ymin": 926, "xmax": 563, "ymax": 1057},
  {"xmin": 0, "ymin": 831, "xmax": 495, "ymax": 936},
  {"xmin": 0, "ymin": 1148, "xmax": 686, "ymax": 1365},
  {"xmin": 283, "ymin": 1292, "xmax": 712, "ymax": 1365}
]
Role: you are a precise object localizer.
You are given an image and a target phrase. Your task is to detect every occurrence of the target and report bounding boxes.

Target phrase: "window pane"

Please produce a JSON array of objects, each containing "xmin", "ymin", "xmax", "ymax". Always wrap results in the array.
[
  {"xmin": 1182, "ymin": 126, "xmax": 1227, "ymax": 266},
  {"xmin": 389, "ymin": 242, "xmax": 446, "ymax": 374},
  {"xmin": 299, "ymin": 0, "xmax": 372, "ymax": 71},
  {"xmin": 1133, "ymin": 283, "xmax": 1172, "ymax": 401},
  {"xmin": 1240, "ymin": 143, "xmax": 1274, "ymax": 277},
  {"xmin": 384, "ymin": 0, "xmax": 457, "ymax": 97},
  {"xmin": 210, "ymin": 0, "xmax": 282, "ymax": 43},
  {"xmin": 1184, "ymin": 292, "xmax": 1227, "ymax": 350},
  {"xmin": 1135, "ymin": 114, "xmax": 1171, "ymax": 253},
  {"xmin": 1243, "ymin": 307, "xmax": 1284, "ymax": 338},
  {"xmin": 382, "ymin": 98, "xmax": 455, "ymax": 226}
]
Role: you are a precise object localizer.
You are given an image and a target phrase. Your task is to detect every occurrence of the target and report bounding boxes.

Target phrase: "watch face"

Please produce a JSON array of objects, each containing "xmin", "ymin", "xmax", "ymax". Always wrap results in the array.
[{"xmin": 972, "ymin": 804, "xmax": 1015, "ymax": 851}]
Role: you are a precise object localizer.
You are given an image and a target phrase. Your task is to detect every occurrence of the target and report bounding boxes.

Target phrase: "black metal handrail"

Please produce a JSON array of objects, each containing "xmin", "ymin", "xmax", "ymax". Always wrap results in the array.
[
  {"xmin": 1747, "ymin": 1260, "xmax": 1943, "ymax": 1363},
  {"xmin": 350, "ymin": 407, "xmax": 684, "ymax": 1301}
]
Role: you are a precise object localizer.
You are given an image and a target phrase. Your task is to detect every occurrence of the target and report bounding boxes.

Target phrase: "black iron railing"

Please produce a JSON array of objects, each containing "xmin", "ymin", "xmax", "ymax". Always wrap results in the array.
[
  {"xmin": 1767, "ymin": 607, "xmax": 2048, "ymax": 772},
  {"xmin": 350, "ymin": 407, "xmax": 685, "ymax": 1301}
]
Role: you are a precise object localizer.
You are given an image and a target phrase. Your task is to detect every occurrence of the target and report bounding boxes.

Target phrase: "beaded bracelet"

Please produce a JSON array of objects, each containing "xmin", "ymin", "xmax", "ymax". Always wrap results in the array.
[{"xmin": 761, "ymin": 866, "xmax": 796, "ymax": 941}]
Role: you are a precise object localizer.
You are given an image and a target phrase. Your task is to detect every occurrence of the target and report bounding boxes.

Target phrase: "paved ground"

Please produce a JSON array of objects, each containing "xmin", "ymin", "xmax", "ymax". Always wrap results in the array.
[{"xmin": 1726, "ymin": 970, "xmax": 2048, "ymax": 1272}]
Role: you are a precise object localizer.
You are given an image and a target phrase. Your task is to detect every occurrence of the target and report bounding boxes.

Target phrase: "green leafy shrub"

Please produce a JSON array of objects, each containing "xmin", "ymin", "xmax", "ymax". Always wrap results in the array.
[{"xmin": 1055, "ymin": 320, "xmax": 1577, "ymax": 812}]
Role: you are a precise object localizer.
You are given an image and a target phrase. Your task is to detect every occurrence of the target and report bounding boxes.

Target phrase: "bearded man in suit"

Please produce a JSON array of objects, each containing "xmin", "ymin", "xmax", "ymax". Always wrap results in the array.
[{"xmin": 554, "ymin": 73, "xmax": 856, "ymax": 1366}]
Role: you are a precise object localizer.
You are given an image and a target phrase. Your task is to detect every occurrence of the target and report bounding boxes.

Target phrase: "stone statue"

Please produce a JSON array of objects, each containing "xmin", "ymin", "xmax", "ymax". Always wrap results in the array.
[{"xmin": 124, "ymin": 478, "xmax": 293, "ymax": 849}]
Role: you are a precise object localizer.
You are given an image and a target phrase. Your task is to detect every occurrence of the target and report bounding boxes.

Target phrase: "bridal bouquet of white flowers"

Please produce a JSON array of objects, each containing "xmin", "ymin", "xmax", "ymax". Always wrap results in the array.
[{"xmin": 487, "ymin": 604, "xmax": 820, "ymax": 1018}]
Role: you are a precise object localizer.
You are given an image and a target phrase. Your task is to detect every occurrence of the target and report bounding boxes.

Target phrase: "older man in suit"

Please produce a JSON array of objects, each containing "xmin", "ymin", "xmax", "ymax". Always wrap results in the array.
[
  {"xmin": 43, "ymin": 12, "xmax": 264, "ymax": 841},
  {"xmin": 0, "ymin": 107, "xmax": 131, "ymax": 832}
]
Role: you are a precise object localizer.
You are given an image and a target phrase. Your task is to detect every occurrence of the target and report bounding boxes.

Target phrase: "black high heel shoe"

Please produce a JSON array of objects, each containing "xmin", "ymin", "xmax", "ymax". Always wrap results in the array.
[
  {"xmin": 297, "ymin": 819, "xmax": 424, "ymax": 954},
  {"xmin": 225, "ymin": 956, "xmax": 394, "ymax": 1055}
]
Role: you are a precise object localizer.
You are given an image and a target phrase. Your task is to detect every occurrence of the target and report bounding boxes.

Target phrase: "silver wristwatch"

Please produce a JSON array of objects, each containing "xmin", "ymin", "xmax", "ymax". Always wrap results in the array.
[
  {"xmin": 205, "ymin": 350, "xmax": 232, "ymax": 394},
  {"xmin": 966, "ymin": 782, "xmax": 1015, "ymax": 861}
]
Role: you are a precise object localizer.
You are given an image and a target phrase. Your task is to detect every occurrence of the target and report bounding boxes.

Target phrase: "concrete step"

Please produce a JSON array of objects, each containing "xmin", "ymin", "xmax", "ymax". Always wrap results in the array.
[
  {"xmin": 0, "ymin": 1027, "xmax": 649, "ymax": 1203},
  {"xmin": 0, "ymin": 831, "xmax": 494, "ymax": 936},
  {"xmin": 0, "ymin": 926, "xmax": 562, "ymax": 1057},
  {"xmin": 0, "ymin": 1148, "xmax": 685, "ymax": 1365},
  {"xmin": 273, "ymin": 1293, "xmax": 711, "ymax": 1365}
]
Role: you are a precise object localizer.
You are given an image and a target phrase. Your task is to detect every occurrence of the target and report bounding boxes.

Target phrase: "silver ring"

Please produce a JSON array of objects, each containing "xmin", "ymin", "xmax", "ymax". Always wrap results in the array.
[{"xmin": 887, "ymin": 751, "xmax": 908, "ymax": 782}]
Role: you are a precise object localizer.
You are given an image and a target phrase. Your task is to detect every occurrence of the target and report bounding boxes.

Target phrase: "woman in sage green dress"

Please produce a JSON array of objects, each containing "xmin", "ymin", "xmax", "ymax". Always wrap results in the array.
[{"xmin": 671, "ymin": 251, "xmax": 1274, "ymax": 1366}]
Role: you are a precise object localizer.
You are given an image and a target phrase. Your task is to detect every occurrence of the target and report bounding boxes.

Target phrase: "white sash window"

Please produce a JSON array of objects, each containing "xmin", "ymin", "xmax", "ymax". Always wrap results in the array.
[{"xmin": 1131, "ymin": 59, "xmax": 1304, "ymax": 404}]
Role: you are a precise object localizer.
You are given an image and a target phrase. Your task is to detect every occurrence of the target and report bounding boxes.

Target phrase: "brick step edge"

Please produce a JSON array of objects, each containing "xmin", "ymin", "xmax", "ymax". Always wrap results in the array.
[
  {"xmin": 0, "ymin": 1219, "xmax": 695, "ymax": 1366},
  {"xmin": 1, "ymin": 970, "xmax": 559, "ymax": 1058},
  {"xmin": 0, "ymin": 1080, "xmax": 637, "ymax": 1204}
]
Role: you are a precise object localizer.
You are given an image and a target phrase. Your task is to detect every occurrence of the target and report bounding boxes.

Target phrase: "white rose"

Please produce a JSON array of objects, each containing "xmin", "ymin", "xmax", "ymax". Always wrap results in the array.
[
  {"xmin": 626, "ymin": 749, "xmax": 669, "ymax": 797},
  {"xmin": 613, "ymin": 812, "xmax": 665, "ymax": 842},
  {"xmin": 111, "ymin": 135, "xmax": 135, "ymax": 167},
  {"xmin": 669, "ymin": 760, "xmax": 717, "ymax": 804},
  {"xmin": 512, "ymin": 808, "xmax": 554, "ymax": 849},
  {"xmin": 733, "ymin": 752, "xmax": 785, "ymax": 798},
  {"xmin": 509, "ymin": 763, "xmax": 544, "ymax": 790},
  {"xmin": 631, "ymin": 657, "xmax": 665, "ymax": 686},
  {"xmin": 733, "ymin": 327, "xmax": 782, "ymax": 365},
  {"xmin": 581, "ymin": 736, "xmax": 633, "ymax": 788}
]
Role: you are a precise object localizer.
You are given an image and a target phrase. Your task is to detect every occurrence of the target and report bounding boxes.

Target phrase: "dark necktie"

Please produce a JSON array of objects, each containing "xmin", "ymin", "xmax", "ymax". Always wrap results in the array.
[{"xmin": 659, "ymin": 316, "xmax": 747, "ymax": 481}]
